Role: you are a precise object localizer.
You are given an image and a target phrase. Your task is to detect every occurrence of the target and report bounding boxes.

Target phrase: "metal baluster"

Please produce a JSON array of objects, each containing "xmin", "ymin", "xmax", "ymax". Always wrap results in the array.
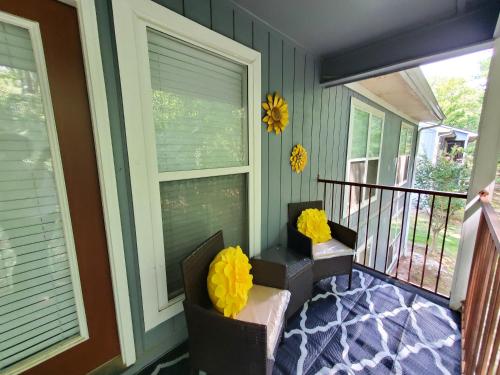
[
  {"xmin": 408, "ymin": 193, "xmax": 421, "ymax": 283},
  {"xmin": 330, "ymin": 184, "xmax": 335, "ymax": 222},
  {"xmin": 373, "ymin": 189, "xmax": 383, "ymax": 272},
  {"xmin": 384, "ymin": 190, "xmax": 395, "ymax": 274},
  {"xmin": 323, "ymin": 182, "xmax": 327, "ymax": 218},
  {"xmin": 364, "ymin": 187, "xmax": 372, "ymax": 266},
  {"xmin": 339, "ymin": 184, "xmax": 344, "ymax": 224},
  {"xmin": 356, "ymin": 185, "xmax": 362, "ymax": 251},
  {"xmin": 435, "ymin": 196, "xmax": 452, "ymax": 293},
  {"xmin": 347, "ymin": 185, "xmax": 352, "ymax": 228},
  {"xmin": 420, "ymin": 194, "xmax": 436, "ymax": 288},
  {"xmin": 395, "ymin": 192, "xmax": 408, "ymax": 279}
]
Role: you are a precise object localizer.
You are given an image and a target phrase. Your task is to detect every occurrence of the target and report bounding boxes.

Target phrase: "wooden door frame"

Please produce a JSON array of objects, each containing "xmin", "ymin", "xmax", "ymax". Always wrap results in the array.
[{"xmin": 55, "ymin": 0, "xmax": 136, "ymax": 366}]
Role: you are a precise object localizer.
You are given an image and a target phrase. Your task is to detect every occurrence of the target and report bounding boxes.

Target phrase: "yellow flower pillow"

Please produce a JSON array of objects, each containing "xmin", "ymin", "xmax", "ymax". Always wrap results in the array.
[
  {"xmin": 207, "ymin": 246, "xmax": 253, "ymax": 318},
  {"xmin": 297, "ymin": 208, "xmax": 332, "ymax": 245}
]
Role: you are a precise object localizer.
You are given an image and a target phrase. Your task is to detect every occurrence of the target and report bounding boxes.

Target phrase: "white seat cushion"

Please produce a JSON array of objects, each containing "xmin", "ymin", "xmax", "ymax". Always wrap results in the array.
[
  {"xmin": 235, "ymin": 285, "xmax": 290, "ymax": 360},
  {"xmin": 312, "ymin": 238, "xmax": 355, "ymax": 260}
]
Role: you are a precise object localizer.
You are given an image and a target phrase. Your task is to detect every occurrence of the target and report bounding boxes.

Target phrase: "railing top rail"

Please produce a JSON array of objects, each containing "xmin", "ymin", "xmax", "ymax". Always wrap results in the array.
[
  {"xmin": 317, "ymin": 177, "xmax": 468, "ymax": 199},
  {"xmin": 480, "ymin": 194, "xmax": 500, "ymax": 252}
]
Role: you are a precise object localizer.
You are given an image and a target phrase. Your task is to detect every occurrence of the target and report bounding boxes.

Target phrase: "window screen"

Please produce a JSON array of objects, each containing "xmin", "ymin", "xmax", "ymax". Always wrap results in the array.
[
  {"xmin": 148, "ymin": 28, "xmax": 248, "ymax": 173},
  {"xmin": 396, "ymin": 124, "xmax": 414, "ymax": 185},
  {"xmin": 350, "ymin": 108, "xmax": 369, "ymax": 159},
  {"xmin": 160, "ymin": 174, "xmax": 248, "ymax": 299}
]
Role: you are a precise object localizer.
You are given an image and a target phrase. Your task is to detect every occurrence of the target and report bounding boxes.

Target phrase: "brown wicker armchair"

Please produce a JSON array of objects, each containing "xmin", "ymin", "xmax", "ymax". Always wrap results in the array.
[
  {"xmin": 287, "ymin": 201, "xmax": 357, "ymax": 287},
  {"xmin": 181, "ymin": 230, "xmax": 289, "ymax": 375}
]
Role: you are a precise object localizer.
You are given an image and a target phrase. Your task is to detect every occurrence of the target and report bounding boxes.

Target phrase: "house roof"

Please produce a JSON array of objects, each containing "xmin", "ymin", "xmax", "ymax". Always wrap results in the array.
[
  {"xmin": 438, "ymin": 125, "xmax": 478, "ymax": 136},
  {"xmin": 352, "ymin": 68, "xmax": 445, "ymax": 124},
  {"xmin": 425, "ymin": 124, "xmax": 478, "ymax": 140}
]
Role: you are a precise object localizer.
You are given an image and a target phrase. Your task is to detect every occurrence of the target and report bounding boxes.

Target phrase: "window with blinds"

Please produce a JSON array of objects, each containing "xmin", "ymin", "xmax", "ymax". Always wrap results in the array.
[
  {"xmin": 0, "ymin": 20, "xmax": 84, "ymax": 371},
  {"xmin": 346, "ymin": 98, "xmax": 385, "ymax": 211},
  {"xmin": 148, "ymin": 28, "xmax": 248, "ymax": 172},
  {"xmin": 147, "ymin": 29, "xmax": 250, "ymax": 301}
]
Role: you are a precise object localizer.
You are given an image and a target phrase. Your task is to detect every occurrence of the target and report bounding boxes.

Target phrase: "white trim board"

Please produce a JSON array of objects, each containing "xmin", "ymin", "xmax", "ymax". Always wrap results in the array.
[
  {"xmin": 345, "ymin": 82, "xmax": 419, "ymax": 125},
  {"xmin": 112, "ymin": 0, "xmax": 261, "ymax": 331},
  {"xmin": 57, "ymin": 0, "xmax": 136, "ymax": 366}
]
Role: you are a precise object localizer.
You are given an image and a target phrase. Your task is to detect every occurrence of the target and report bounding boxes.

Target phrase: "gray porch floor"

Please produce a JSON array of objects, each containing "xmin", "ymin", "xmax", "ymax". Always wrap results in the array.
[{"xmin": 145, "ymin": 269, "xmax": 461, "ymax": 375}]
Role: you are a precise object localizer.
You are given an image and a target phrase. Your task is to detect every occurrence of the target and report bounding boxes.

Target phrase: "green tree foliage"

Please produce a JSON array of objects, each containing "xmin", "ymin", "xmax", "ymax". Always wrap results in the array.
[
  {"xmin": 414, "ymin": 147, "xmax": 471, "ymax": 252},
  {"xmin": 429, "ymin": 56, "xmax": 490, "ymax": 132},
  {"xmin": 431, "ymin": 77, "xmax": 483, "ymax": 132}
]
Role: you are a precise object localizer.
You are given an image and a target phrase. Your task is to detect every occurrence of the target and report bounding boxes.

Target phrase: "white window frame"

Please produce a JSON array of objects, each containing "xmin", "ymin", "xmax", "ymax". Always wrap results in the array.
[
  {"xmin": 0, "ymin": 10, "xmax": 89, "ymax": 375},
  {"xmin": 395, "ymin": 122, "xmax": 414, "ymax": 186},
  {"xmin": 60, "ymin": 0, "xmax": 136, "ymax": 366},
  {"xmin": 112, "ymin": 0, "xmax": 261, "ymax": 331},
  {"xmin": 344, "ymin": 97, "xmax": 385, "ymax": 216}
]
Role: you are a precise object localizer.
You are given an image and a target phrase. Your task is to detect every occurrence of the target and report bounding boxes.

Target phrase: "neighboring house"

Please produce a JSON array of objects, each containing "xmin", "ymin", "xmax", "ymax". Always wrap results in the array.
[{"xmin": 418, "ymin": 124, "xmax": 478, "ymax": 163}]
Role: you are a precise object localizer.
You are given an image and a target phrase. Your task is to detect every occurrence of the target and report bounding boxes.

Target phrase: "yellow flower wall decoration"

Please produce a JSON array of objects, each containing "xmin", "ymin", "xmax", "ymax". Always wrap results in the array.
[
  {"xmin": 290, "ymin": 144, "xmax": 308, "ymax": 173},
  {"xmin": 207, "ymin": 246, "xmax": 253, "ymax": 318},
  {"xmin": 297, "ymin": 208, "xmax": 332, "ymax": 245},
  {"xmin": 262, "ymin": 92, "xmax": 289, "ymax": 134}
]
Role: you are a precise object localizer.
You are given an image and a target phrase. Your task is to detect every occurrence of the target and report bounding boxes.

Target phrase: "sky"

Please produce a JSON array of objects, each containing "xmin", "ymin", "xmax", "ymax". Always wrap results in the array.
[{"xmin": 421, "ymin": 48, "xmax": 493, "ymax": 85}]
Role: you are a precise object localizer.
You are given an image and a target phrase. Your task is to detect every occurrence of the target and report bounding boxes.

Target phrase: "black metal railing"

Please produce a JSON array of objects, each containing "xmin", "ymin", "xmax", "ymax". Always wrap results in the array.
[{"xmin": 318, "ymin": 177, "xmax": 467, "ymax": 298}]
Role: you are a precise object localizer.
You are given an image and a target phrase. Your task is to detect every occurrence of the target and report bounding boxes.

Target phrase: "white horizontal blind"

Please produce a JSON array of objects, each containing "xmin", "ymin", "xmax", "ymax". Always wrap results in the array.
[
  {"xmin": 147, "ymin": 28, "xmax": 248, "ymax": 172},
  {"xmin": 0, "ymin": 21, "xmax": 81, "ymax": 370},
  {"xmin": 160, "ymin": 174, "xmax": 248, "ymax": 299},
  {"xmin": 0, "ymin": 21, "xmax": 36, "ymax": 72}
]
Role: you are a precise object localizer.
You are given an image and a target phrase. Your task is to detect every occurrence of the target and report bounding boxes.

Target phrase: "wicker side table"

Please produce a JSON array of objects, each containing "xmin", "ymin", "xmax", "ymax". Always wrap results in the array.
[{"xmin": 251, "ymin": 246, "xmax": 313, "ymax": 320}]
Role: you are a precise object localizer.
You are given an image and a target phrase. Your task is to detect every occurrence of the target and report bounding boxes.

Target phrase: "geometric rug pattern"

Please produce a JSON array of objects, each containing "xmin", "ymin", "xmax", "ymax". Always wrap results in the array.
[
  {"xmin": 147, "ymin": 270, "xmax": 461, "ymax": 374},
  {"xmin": 274, "ymin": 270, "xmax": 461, "ymax": 375}
]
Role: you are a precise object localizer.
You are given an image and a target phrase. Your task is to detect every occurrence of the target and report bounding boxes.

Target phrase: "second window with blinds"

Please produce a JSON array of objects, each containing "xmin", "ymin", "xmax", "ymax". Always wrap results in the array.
[
  {"xmin": 113, "ymin": 0, "xmax": 261, "ymax": 330},
  {"xmin": 345, "ymin": 97, "xmax": 385, "ymax": 213}
]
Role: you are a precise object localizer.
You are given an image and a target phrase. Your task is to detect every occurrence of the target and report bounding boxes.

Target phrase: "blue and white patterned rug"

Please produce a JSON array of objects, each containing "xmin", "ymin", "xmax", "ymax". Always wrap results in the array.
[
  {"xmin": 274, "ymin": 269, "xmax": 461, "ymax": 375},
  {"xmin": 147, "ymin": 269, "xmax": 461, "ymax": 375}
]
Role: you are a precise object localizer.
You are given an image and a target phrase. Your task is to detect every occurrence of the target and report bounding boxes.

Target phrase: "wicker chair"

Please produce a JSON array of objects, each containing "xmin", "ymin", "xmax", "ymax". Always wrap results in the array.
[
  {"xmin": 181, "ymin": 230, "xmax": 290, "ymax": 375},
  {"xmin": 287, "ymin": 201, "xmax": 357, "ymax": 287}
]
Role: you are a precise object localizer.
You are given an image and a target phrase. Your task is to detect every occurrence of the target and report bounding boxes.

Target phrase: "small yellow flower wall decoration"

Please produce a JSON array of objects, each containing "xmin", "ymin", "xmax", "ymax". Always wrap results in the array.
[
  {"xmin": 262, "ymin": 92, "xmax": 289, "ymax": 134},
  {"xmin": 290, "ymin": 144, "xmax": 308, "ymax": 173},
  {"xmin": 207, "ymin": 246, "xmax": 253, "ymax": 318}
]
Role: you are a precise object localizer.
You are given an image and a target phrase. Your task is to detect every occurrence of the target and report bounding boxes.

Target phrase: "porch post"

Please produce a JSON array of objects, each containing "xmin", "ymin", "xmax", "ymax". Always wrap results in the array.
[{"xmin": 449, "ymin": 34, "xmax": 500, "ymax": 309}]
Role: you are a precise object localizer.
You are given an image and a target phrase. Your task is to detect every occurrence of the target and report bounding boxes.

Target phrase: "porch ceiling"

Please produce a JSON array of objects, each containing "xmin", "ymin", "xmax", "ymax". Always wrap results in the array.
[
  {"xmin": 232, "ymin": 0, "xmax": 457, "ymax": 55},
  {"xmin": 231, "ymin": 0, "xmax": 500, "ymax": 85}
]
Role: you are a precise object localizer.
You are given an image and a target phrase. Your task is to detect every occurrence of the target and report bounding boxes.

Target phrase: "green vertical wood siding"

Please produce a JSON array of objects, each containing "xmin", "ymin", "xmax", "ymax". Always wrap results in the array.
[{"xmin": 95, "ymin": 0, "xmax": 418, "ymax": 371}]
